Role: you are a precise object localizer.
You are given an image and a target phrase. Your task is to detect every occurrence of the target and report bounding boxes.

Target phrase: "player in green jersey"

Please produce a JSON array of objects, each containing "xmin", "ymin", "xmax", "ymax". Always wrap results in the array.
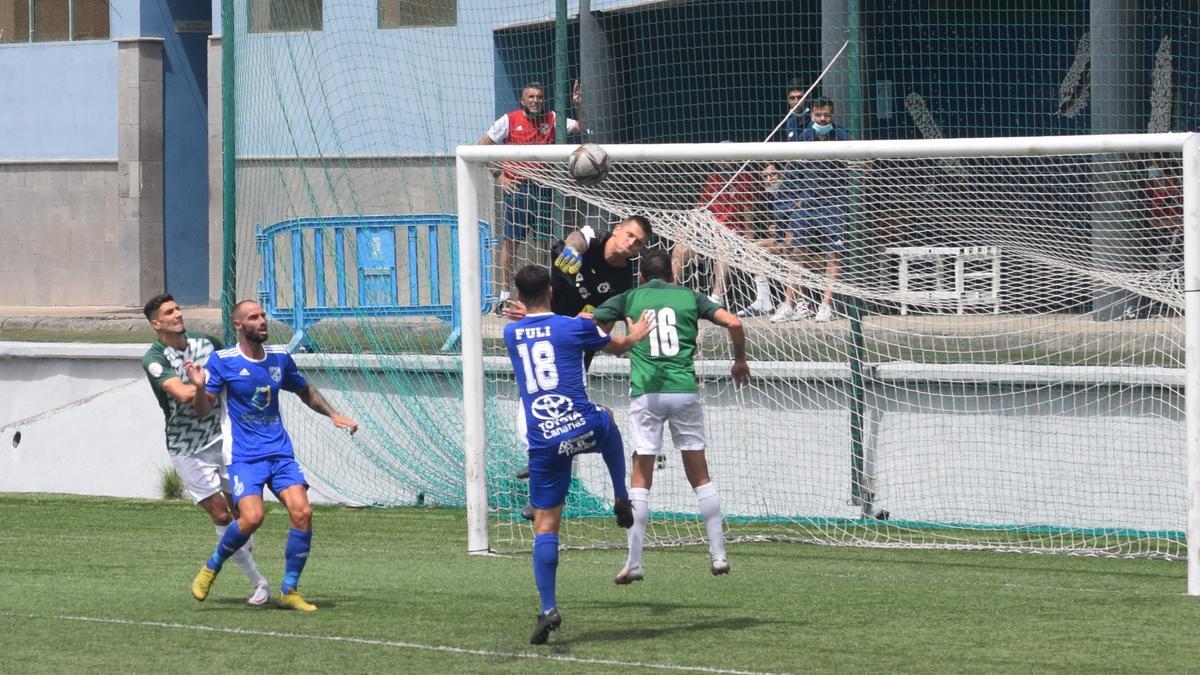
[
  {"xmin": 592, "ymin": 250, "xmax": 750, "ymax": 582},
  {"xmin": 142, "ymin": 293, "xmax": 270, "ymax": 605}
]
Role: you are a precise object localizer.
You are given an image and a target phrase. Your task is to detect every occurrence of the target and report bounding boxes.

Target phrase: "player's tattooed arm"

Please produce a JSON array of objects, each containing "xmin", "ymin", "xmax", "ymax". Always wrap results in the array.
[
  {"xmin": 562, "ymin": 230, "xmax": 590, "ymax": 255},
  {"xmin": 296, "ymin": 385, "xmax": 359, "ymax": 435}
]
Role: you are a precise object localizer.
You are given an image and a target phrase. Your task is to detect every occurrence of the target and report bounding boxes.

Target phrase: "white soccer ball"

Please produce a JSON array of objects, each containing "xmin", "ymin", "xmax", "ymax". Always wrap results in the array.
[{"xmin": 567, "ymin": 144, "xmax": 609, "ymax": 187}]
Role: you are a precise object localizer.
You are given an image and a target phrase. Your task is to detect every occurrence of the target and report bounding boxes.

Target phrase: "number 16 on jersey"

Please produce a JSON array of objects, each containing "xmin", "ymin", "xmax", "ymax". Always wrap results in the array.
[{"xmin": 646, "ymin": 308, "xmax": 679, "ymax": 357}]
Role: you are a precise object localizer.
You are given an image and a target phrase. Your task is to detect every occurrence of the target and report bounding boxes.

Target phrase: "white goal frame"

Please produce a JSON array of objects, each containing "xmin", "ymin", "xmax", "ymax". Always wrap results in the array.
[{"xmin": 456, "ymin": 133, "xmax": 1200, "ymax": 593}]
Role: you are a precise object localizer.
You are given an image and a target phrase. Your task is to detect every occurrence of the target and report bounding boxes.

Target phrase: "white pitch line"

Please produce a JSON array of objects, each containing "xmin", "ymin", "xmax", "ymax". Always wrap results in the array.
[{"xmin": 1, "ymin": 612, "xmax": 789, "ymax": 675}]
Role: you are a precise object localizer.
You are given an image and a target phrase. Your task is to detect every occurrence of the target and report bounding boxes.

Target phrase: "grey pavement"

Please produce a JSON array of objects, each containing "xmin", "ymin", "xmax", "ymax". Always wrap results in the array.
[{"xmin": 0, "ymin": 305, "xmax": 224, "ymax": 336}]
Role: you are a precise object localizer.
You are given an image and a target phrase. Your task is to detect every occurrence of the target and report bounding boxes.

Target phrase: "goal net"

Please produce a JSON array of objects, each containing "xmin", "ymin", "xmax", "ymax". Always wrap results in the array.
[{"xmin": 458, "ymin": 134, "xmax": 1198, "ymax": 564}]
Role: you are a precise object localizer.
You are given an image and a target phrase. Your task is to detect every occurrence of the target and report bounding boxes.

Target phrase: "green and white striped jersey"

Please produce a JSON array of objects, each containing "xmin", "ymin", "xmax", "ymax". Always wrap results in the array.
[{"xmin": 142, "ymin": 332, "xmax": 225, "ymax": 456}]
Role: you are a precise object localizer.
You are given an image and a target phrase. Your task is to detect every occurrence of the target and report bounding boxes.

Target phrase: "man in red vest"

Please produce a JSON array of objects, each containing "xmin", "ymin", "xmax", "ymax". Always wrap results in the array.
[{"xmin": 481, "ymin": 81, "xmax": 581, "ymax": 306}]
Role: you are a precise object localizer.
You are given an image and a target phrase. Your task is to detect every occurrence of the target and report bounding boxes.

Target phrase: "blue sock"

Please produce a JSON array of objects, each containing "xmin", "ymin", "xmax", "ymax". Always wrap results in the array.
[
  {"xmin": 600, "ymin": 433, "xmax": 629, "ymax": 500},
  {"xmin": 206, "ymin": 520, "xmax": 249, "ymax": 572},
  {"xmin": 532, "ymin": 533, "xmax": 559, "ymax": 614},
  {"xmin": 281, "ymin": 528, "xmax": 312, "ymax": 593}
]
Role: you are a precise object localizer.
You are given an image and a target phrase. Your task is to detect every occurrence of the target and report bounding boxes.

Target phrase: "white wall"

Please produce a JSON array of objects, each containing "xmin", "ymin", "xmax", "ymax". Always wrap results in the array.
[
  {"xmin": 0, "ymin": 343, "xmax": 340, "ymax": 503},
  {"xmin": 0, "ymin": 343, "xmax": 1186, "ymax": 537},
  {"xmin": 0, "ymin": 344, "xmax": 163, "ymax": 498}
]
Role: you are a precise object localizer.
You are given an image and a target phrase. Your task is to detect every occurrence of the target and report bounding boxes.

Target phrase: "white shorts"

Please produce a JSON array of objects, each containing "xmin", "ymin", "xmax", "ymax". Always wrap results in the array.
[
  {"xmin": 171, "ymin": 443, "xmax": 230, "ymax": 504},
  {"xmin": 628, "ymin": 392, "xmax": 707, "ymax": 456}
]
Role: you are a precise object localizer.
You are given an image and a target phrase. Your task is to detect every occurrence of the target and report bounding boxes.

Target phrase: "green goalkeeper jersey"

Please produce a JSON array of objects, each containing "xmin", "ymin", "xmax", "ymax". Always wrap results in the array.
[
  {"xmin": 594, "ymin": 279, "xmax": 721, "ymax": 397},
  {"xmin": 142, "ymin": 332, "xmax": 225, "ymax": 456}
]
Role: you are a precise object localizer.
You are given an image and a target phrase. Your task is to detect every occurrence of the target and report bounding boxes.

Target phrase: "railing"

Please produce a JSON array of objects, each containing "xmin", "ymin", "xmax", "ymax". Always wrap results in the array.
[{"xmin": 256, "ymin": 214, "xmax": 495, "ymax": 352}]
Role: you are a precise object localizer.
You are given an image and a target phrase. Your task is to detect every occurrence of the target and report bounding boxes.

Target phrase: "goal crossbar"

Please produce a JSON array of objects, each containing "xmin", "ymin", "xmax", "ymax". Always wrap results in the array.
[{"xmin": 456, "ymin": 133, "xmax": 1193, "ymax": 163}]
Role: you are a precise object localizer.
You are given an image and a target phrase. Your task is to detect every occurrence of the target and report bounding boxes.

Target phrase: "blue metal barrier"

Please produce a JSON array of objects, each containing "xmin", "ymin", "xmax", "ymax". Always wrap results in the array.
[{"xmin": 256, "ymin": 214, "xmax": 495, "ymax": 352}]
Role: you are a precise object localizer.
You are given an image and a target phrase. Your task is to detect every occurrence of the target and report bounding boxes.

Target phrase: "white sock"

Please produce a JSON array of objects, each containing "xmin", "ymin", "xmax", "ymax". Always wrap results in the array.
[
  {"xmin": 626, "ymin": 487, "xmax": 650, "ymax": 569},
  {"xmin": 216, "ymin": 523, "xmax": 267, "ymax": 587},
  {"xmin": 694, "ymin": 482, "xmax": 726, "ymax": 560},
  {"xmin": 754, "ymin": 276, "xmax": 773, "ymax": 308}
]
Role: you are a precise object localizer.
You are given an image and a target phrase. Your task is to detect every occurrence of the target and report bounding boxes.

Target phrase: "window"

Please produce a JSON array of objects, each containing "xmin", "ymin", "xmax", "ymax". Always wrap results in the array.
[
  {"xmin": 0, "ymin": 0, "xmax": 109, "ymax": 43},
  {"xmin": 249, "ymin": 0, "xmax": 322, "ymax": 33},
  {"xmin": 379, "ymin": 0, "xmax": 456, "ymax": 29}
]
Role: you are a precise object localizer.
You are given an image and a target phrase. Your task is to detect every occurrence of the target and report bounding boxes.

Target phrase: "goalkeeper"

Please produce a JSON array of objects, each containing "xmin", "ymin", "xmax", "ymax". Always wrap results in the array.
[
  {"xmin": 592, "ymin": 250, "xmax": 750, "ymax": 583},
  {"xmin": 503, "ymin": 215, "xmax": 652, "ymax": 369}
]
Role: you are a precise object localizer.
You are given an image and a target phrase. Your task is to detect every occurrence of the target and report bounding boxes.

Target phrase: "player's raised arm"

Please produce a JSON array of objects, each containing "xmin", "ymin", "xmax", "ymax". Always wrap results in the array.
[
  {"xmin": 553, "ymin": 226, "xmax": 594, "ymax": 276},
  {"xmin": 501, "ymin": 298, "xmax": 528, "ymax": 321},
  {"xmin": 568, "ymin": 79, "xmax": 582, "ymax": 131},
  {"xmin": 296, "ymin": 385, "xmax": 359, "ymax": 435},
  {"xmin": 711, "ymin": 308, "xmax": 750, "ymax": 387},
  {"xmin": 602, "ymin": 309, "xmax": 654, "ymax": 355},
  {"xmin": 185, "ymin": 361, "xmax": 217, "ymax": 418}
]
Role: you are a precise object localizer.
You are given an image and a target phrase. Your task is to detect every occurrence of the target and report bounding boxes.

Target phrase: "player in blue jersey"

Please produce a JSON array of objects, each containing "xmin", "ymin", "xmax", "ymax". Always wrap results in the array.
[
  {"xmin": 185, "ymin": 300, "xmax": 358, "ymax": 612},
  {"xmin": 504, "ymin": 264, "xmax": 653, "ymax": 644}
]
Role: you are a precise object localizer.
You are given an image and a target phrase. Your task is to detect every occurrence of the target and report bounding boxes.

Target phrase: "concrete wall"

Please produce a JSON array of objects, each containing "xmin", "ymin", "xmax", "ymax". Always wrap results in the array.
[
  {"xmin": 117, "ymin": 38, "xmax": 166, "ymax": 305},
  {"xmin": 0, "ymin": 29, "xmax": 216, "ymax": 306},
  {"xmin": 207, "ymin": 35, "xmax": 225, "ymax": 307},
  {"xmin": 0, "ymin": 162, "xmax": 121, "ymax": 304},
  {"xmin": 0, "ymin": 0, "xmax": 216, "ymax": 306},
  {"xmin": 0, "ymin": 35, "xmax": 166, "ymax": 306}
]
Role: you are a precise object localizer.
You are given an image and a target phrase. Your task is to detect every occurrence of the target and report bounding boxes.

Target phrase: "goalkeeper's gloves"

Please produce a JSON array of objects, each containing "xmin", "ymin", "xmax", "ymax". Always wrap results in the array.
[{"xmin": 554, "ymin": 246, "xmax": 583, "ymax": 275}]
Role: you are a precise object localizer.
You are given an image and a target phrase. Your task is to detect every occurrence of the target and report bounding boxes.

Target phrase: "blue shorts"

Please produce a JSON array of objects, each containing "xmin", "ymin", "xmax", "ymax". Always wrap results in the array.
[
  {"xmin": 503, "ymin": 182, "xmax": 553, "ymax": 240},
  {"xmin": 228, "ymin": 456, "xmax": 308, "ymax": 504},
  {"xmin": 783, "ymin": 204, "xmax": 845, "ymax": 253},
  {"xmin": 527, "ymin": 411, "xmax": 623, "ymax": 510}
]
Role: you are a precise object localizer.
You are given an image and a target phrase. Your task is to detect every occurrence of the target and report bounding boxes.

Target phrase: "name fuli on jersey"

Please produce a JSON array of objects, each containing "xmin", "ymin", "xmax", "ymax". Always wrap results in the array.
[{"xmin": 514, "ymin": 325, "xmax": 552, "ymax": 340}]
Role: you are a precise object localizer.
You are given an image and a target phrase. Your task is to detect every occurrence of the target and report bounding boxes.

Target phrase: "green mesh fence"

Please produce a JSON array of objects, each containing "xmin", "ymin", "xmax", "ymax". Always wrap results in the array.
[{"xmin": 226, "ymin": 1, "xmax": 1197, "ymax": 553}]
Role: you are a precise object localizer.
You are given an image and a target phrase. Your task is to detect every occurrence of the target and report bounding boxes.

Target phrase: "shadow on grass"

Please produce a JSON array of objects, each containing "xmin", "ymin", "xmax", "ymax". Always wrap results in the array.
[
  {"xmin": 204, "ymin": 597, "xmax": 342, "ymax": 611},
  {"xmin": 581, "ymin": 598, "xmax": 727, "ymax": 614},
  {"xmin": 559, "ymin": 615, "xmax": 792, "ymax": 647}
]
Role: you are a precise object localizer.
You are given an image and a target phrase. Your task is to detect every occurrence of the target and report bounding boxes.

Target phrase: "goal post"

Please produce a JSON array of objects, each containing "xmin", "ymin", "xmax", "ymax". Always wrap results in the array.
[
  {"xmin": 1185, "ymin": 133, "xmax": 1200, "ymax": 595},
  {"xmin": 458, "ymin": 133, "xmax": 1200, "ymax": 591},
  {"xmin": 457, "ymin": 155, "xmax": 490, "ymax": 555}
]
